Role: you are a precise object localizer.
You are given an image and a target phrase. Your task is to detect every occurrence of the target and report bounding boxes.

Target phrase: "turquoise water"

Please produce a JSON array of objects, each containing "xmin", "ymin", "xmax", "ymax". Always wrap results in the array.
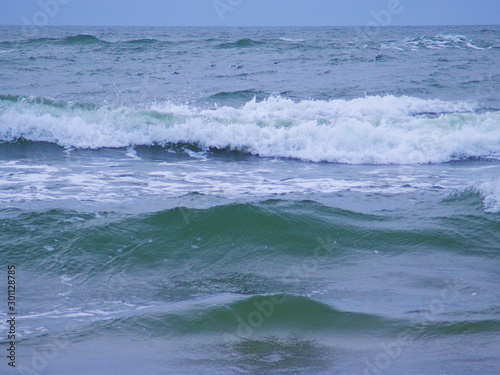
[{"xmin": 0, "ymin": 26, "xmax": 499, "ymax": 374}]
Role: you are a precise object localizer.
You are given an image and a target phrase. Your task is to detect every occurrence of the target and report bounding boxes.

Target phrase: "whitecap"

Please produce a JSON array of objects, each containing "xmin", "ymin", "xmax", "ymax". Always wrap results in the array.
[{"xmin": 2, "ymin": 95, "xmax": 499, "ymax": 165}]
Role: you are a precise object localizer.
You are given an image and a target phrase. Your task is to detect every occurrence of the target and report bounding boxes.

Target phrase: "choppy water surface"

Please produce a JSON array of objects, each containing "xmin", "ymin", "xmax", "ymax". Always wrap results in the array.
[{"xmin": 0, "ymin": 26, "xmax": 499, "ymax": 374}]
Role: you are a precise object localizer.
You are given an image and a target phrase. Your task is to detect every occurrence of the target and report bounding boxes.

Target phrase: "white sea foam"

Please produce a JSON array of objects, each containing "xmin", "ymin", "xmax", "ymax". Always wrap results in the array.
[
  {"xmin": 400, "ymin": 34, "xmax": 486, "ymax": 51},
  {"xmin": 279, "ymin": 38, "xmax": 305, "ymax": 42},
  {"xmin": 1, "ymin": 95, "xmax": 499, "ymax": 165},
  {"xmin": 479, "ymin": 178, "xmax": 500, "ymax": 213}
]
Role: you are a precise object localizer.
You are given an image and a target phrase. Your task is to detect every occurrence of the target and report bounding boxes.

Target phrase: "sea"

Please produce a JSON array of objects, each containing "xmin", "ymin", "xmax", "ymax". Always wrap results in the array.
[{"xmin": 0, "ymin": 25, "xmax": 499, "ymax": 375}]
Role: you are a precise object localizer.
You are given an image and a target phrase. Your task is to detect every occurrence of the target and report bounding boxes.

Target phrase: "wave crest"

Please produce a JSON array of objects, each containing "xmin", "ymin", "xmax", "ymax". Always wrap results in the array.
[
  {"xmin": 1, "ymin": 94, "xmax": 499, "ymax": 164},
  {"xmin": 479, "ymin": 178, "xmax": 500, "ymax": 213},
  {"xmin": 61, "ymin": 34, "xmax": 105, "ymax": 44},
  {"xmin": 217, "ymin": 38, "xmax": 263, "ymax": 48}
]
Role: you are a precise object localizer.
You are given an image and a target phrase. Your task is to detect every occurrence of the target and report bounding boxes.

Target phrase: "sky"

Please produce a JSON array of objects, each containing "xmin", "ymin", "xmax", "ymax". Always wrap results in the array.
[{"xmin": 1, "ymin": 0, "xmax": 499, "ymax": 27}]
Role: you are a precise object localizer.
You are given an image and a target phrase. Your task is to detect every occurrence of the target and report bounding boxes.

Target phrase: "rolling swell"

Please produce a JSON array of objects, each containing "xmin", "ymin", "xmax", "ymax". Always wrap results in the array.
[
  {"xmin": 0, "ymin": 35, "xmax": 178, "ymax": 48},
  {"xmin": 0, "ymin": 94, "xmax": 99, "ymax": 110},
  {"xmin": 60, "ymin": 34, "xmax": 106, "ymax": 45},
  {"xmin": 217, "ymin": 38, "xmax": 264, "ymax": 48},
  {"xmin": 0, "ymin": 34, "xmax": 108, "ymax": 46},
  {"xmin": 3, "ymin": 201, "xmax": 499, "ymax": 349},
  {"xmin": 71, "ymin": 294, "xmax": 402, "ymax": 340},
  {"xmin": 18, "ymin": 293, "xmax": 500, "ymax": 344},
  {"xmin": 2, "ymin": 32, "xmax": 496, "ymax": 52},
  {"xmin": 0, "ymin": 35, "xmax": 267, "ymax": 49},
  {"xmin": 123, "ymin": 38, "xmax": 160, "ymax": 44},
  {"xmin": 208, "ymin": 90, "xmax": 269, "ymax": 101},
  {"xmin": 3, "ymin": 199, "xmax": 498, "ymax": 276}
]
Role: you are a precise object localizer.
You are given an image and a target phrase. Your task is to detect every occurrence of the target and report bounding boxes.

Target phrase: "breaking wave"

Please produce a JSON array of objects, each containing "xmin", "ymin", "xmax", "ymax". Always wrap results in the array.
[{"xmin": 1, "ymin": 94, "xmax": 499, "ymax": 164}]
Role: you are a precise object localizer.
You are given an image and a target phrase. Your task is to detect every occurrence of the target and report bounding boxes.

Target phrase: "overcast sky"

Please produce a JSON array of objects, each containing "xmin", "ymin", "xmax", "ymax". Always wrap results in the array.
[{"xmin": 1, "ymin": 0, "xmax": 499, "ymax": 27}]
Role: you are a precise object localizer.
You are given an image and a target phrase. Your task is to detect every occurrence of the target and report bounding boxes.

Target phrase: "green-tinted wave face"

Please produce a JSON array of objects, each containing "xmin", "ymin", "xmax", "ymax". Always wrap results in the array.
[
  {"xmin": 2, "ymin": 198, "xmax": 499, "ymax": 341},
  {"xmin": 2, "ymin": 195, "xmax": 498, "ymax": 371},
  {"xmin": 3, "ymin": 199, "xmax": 498, "ymax": 273},
  {"xmin": 60, "ymin": 34, "xmax": 106, "ymax": 45},
  {"xmin": 68, "ymin": 292, "xmax": 429, "ymax": 348}
]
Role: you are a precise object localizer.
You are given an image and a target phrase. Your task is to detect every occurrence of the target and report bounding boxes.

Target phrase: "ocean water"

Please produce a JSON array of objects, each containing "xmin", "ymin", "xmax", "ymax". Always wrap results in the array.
[{"xmin": 0, "ymin": 25, "xmax": 499, "ymax": 374}]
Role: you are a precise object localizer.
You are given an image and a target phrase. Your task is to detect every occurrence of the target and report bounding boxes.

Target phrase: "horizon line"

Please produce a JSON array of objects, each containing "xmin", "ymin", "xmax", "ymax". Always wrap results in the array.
[{"xmin": 1, "ymin": 23, "xmax": 498, "ymax": 28}]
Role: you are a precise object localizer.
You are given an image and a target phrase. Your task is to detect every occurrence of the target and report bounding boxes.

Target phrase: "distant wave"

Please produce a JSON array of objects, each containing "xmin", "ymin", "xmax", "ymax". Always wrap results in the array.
[
  {"xmin": 1, "ymin": 94, "xmax": 500, "ymax": 165},
  {"xmin": 279, "ymin": 37, "xmax": 306, "ymax": 43},
  {"xmin": 208, "ymin": 90, "xmax": 269, "ymax": 101},
  {"xmin": 393, "ymin": 34, "xmax": 489, "ymax": 51},
  {"xmin": 0, "ymin": 37, "xmax": 57, "ymax": 46},
  {"xmin": 0, "ymin": 35, "xmax": 175, "ymax": 47},
  {"xmin": 61, "ymin": 34, "xmax": 105, "ymax": 45},
  {"xmin": 123, "ymin": 38, "xmax": 160, "ymax": 44},
  {"xmin": 217, "ymin": 38, "xmax": 264, "ymax": 48},
  {"xmin": 1, "ymin": 33, "xmax": 496, "ymax": 52},
  {"xmin": 0, "ymin": 34, "xmax": 107, "ymax": 46}
]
